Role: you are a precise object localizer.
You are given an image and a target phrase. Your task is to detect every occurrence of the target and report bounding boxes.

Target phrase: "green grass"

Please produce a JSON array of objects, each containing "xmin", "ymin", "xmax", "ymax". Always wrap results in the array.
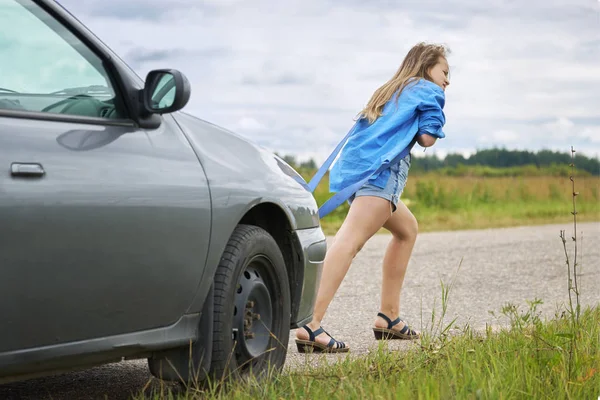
[
  {"xmin": 424, "ymin": 163, "xmax": 598, "ymax": 178},
  {"xmin": 302, "ymin": 173, "xmax": 600, "ymax": 235},
  {"xmin": 139, "ymin": 304, "xmax": 600, "ymax": 399}
]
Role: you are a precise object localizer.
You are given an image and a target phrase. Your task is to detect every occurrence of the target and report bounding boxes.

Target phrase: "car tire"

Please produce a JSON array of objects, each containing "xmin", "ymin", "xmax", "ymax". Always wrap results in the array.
[{"xmin": 209, "ymin": 224, "xmax": 291, "ymax": 382}]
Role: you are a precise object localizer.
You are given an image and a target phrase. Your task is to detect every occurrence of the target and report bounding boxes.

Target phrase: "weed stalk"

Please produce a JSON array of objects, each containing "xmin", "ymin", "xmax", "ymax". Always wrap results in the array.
[{"xmin": 559, "ymin": 145, "xmax": 583, "ymax": 380}]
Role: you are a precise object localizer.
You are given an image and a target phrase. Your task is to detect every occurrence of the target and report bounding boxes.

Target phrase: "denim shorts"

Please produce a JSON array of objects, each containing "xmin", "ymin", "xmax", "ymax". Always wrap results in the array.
[{"xmin": 348, "ymin": 154, "xmax": 411, "ymax": 213}]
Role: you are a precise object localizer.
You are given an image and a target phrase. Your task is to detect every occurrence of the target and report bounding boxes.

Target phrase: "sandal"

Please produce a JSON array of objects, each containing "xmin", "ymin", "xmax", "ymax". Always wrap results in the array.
[
  {"xmin": 295, "ymin": 325, "xmax": 349, "ymax": 353},
  {"xmin": 373, "ymin": 312, "xmax": 420, "ymax": 340}
]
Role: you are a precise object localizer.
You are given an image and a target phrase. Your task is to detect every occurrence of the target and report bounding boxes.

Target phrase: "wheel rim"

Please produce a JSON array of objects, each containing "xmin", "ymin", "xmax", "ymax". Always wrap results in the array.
[{"xmin": 233, "ymin": 255, "xmax": 275, "ymax": 363}]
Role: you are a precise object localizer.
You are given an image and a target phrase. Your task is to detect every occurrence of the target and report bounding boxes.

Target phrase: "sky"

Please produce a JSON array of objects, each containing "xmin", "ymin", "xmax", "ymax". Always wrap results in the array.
[{"xmin": 60, "ymin": 0, "xmax": 600, "ymax": 164}]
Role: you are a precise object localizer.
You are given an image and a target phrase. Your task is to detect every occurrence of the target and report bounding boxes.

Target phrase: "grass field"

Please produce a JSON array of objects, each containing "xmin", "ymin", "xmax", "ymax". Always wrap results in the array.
[
  {"xmin": 300, "ymin": 171, "xmax": 600, "ymax": 235},
  {"xmin": 142, "ymin": 304, "xmax": 600, "ymax": 399}
]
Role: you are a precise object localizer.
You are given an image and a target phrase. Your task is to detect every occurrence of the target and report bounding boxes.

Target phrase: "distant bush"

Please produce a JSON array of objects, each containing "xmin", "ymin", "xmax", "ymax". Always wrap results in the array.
[{"xmin": 280, "ymin": 148, "xmax": 600, "ymax": 177}]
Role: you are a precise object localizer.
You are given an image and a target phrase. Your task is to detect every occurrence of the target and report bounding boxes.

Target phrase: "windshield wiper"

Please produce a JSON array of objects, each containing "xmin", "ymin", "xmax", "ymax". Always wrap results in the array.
[{"xmin": 50, "ymin": 85, "xmax": 112, "ymax": 96}]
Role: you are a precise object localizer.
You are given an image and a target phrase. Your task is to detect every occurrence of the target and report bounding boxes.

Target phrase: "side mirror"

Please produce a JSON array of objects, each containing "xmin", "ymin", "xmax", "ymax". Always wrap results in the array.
[{"xmin": 142, "ymin": 69, "xmax": 191, "ymax": 115}]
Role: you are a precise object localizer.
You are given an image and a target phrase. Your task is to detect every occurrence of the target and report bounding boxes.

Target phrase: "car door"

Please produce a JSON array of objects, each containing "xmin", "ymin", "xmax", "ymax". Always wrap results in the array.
[{"xmin": 0, "ymin": 0, "xmax": 211, "ymax": 353}]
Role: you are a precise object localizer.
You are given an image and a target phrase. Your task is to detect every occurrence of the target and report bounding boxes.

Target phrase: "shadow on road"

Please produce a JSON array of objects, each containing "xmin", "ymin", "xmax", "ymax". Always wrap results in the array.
[{"xmin": 0, "ymin": 361, "xmax": 181, "ymax": 400}]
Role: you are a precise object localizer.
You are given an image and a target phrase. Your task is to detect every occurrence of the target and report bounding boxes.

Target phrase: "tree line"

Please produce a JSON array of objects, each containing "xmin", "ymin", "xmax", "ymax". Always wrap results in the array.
[{"xmin": 278, "ymin": 148, "xmax": 600, "ymax": 176}]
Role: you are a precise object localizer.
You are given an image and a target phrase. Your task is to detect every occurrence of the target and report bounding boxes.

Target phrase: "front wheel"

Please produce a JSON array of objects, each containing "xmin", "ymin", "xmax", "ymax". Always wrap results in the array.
[{"xmin": 209, "ymin": 224, "xmax": 291, "ymax": 382}]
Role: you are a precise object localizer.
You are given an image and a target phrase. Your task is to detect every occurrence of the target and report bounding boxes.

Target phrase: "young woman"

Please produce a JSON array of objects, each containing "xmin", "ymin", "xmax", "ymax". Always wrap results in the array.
[{"xmin": 295, "ymin": 42, "xmax": 450, "ymax": 353}]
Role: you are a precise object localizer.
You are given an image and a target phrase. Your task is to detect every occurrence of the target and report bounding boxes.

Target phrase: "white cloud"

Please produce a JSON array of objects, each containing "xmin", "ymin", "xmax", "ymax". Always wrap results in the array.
[
  {"xmin": 492, "ymin": 130, "xmax": 519, "ymax": 143},
  {"xmin": 58, "ymin": 0, "xmax": 600, "ymax": 162},
  {"xmin": 234, "ymin": 117, "xmax": 266, "ymax": 133},
  {"xmin": 581, "ymin": 127, "xmax": 600, "ymax": 143},
  {"xmin": 544, "ymin": 117, "xmax": 577, "ymax": 139}
]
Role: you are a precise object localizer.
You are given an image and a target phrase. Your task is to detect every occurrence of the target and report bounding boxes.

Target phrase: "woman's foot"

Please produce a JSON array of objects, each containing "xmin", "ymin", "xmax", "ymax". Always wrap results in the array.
[
  {"xmin": 373, "ymin": 312, "xmax": 420, "ymax": 340},
  {"xmin": 295, "ymin": 325, "xmax": 349, "ymax": 353}
]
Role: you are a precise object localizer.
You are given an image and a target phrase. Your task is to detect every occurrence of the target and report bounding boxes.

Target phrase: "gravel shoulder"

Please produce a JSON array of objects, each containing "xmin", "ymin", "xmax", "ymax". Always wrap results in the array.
[{"xmin": 284, "ymin": 221, "xmax": 600, "ymax": 369}]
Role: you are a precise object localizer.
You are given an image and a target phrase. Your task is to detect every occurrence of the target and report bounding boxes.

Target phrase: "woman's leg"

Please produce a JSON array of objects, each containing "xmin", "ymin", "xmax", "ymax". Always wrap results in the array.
[
  {"xmin": 295, "ymin": 195, "xmax": 393, "ymax": 346},
  {"xmin": 374, "ymin": 200, "xmax": 419, "ymax": 332}
]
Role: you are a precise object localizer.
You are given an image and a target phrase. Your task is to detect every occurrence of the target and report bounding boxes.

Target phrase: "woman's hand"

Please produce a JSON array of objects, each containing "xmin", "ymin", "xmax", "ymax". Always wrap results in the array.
[{"xmin": 416, "ymin": 133, "xmax": 437, "ymax": 148}]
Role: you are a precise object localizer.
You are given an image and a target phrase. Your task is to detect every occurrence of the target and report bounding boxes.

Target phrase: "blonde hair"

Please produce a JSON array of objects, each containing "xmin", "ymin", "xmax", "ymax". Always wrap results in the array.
[{"xmin": 359, "ymin": 42, "xmax": 450, "ymax": 124}]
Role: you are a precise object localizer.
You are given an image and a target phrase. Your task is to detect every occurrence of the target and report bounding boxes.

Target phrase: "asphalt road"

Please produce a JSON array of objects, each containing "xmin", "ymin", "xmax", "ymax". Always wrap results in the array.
[{"xmin": 1, "ymin": 222, "xmax": 598, "ymax": 399}]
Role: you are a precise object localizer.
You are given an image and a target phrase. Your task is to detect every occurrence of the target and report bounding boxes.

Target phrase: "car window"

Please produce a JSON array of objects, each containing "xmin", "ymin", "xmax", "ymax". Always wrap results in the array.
[{"xmin": 0, "ymin": 0, "xmax": 127, "ymax": 120}]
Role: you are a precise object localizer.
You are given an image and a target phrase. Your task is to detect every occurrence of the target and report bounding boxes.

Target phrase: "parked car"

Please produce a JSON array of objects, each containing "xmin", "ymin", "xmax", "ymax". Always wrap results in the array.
[{"xmin": 0, "ymin": 0, "xmax": 326, "ymax": 385}]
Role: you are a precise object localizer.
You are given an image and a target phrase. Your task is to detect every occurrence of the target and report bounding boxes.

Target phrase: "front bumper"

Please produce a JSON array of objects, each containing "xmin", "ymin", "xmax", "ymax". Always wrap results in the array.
[{"xmin": 291, "ymin": 226, "xmax": 327, "ymax": 328}]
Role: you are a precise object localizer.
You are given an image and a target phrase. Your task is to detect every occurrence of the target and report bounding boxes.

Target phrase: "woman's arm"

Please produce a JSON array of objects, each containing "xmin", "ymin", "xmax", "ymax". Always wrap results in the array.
[{"xmin": 417, "ymin": 133, "xmax": 437, "ymax": 148}]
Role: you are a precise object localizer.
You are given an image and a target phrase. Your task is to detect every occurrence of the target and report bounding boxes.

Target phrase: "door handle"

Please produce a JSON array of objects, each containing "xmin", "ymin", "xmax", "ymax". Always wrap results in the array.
[{"xmin": 11, "ymin": 162, "xmax": 45, "ymax": 177}]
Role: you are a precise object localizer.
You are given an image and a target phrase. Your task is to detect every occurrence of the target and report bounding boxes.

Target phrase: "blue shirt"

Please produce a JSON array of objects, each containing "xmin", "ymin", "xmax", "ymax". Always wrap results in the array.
[{"xmin": 329, "ymin": 78, "xmax": 446, "ymax": 192}]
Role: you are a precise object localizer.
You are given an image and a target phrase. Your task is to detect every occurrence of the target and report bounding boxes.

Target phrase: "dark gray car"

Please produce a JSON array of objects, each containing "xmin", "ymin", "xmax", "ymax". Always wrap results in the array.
[{"xmin": 0, "ymin": 0, "xmax": 326, "ymax": 385}]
